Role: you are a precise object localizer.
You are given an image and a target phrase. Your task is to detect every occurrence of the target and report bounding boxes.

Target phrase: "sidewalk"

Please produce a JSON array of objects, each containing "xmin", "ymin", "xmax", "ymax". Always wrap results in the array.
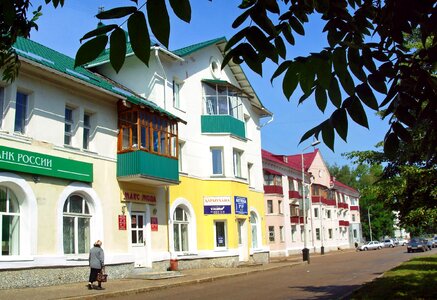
[{"xmin": 0, "ymin": 256, "xmax": 304, "ymax": 300}]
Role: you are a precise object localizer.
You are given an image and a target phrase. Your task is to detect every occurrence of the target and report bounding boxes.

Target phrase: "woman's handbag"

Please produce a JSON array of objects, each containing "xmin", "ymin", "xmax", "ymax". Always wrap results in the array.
[{"xmin": 97, "ymin": 267, "xmax": 108, "ymax": 282}]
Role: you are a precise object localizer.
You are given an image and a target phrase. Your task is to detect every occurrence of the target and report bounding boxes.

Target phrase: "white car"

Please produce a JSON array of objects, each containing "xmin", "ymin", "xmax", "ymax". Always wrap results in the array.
[
  {"xmin": 359, "ymin": 241, "xmax": 383, "ymax": 251},
  {"xmin": 397, "ymin": 238, "xmax": 408, "ymax": 246}
]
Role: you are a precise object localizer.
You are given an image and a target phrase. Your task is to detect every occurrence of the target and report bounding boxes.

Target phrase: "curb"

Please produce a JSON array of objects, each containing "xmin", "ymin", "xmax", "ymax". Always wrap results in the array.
[{"xmin": 61, "ymin": 261, "xmax": 304, "ymax": 300}]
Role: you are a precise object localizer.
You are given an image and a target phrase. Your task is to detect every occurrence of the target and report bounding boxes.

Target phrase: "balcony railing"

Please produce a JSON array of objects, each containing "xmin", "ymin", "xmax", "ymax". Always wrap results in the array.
[
  {"xmin": 338, "ymin": 202, "xmax": 349, "ymax": 210},
  {"xmin": 289, "ymin": 190, "xmax": 301, "ymax": 199},
  {"xmin": 339, "ymin": 220, "xmax": 350, "ymax": 226},
  {"xmin": 350, "ymin": 205, "xmax": 359, "ymax": 211},
  {"xmin": 311, "ymin": 196, "xmax": 336, "ymax": 206},
  {"xmin": 201, "ymin": 115, "xmax": 245, "ymax": 139},
  {"xmin": 264, "ymin": 185, "xmax": 284, "ymax": 195},
  {"xmin": 290, "ymin": 216, "xmax": 304, "ymax": 224}
]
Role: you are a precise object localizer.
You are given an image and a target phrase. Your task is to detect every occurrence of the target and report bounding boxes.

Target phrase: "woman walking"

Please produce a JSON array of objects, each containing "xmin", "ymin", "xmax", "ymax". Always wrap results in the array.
[{"xmin": 88, "ymin": 240, "xmax": 105, "ymax": 290}]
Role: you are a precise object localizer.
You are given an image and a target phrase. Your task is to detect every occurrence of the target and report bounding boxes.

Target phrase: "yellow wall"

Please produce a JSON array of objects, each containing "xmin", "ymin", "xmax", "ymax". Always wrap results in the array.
[{"xmin": 170, "ymin": 175, "xmax": 266, "ymax": 251}]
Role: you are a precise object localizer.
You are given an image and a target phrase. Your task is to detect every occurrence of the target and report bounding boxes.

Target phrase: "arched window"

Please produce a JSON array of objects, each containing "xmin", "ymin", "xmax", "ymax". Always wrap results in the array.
[
  {"xmin": 63, "ymin": 194, "xmax": 91, "ymax": 254},
  {"xmin": 0, "ymin": 187, "xmax": 20, "ymax": 256},
  {"xmin": 250, "ymin": 211, "xmax": 258, "ymax": 249},
  {"xmin": 173, "ymin": 206, "xmax": 189, "ymax": 252}
]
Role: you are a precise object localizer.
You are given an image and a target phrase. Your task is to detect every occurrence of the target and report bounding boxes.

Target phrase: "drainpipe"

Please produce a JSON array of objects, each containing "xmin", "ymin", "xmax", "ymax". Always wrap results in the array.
[
  {"xmin": 154, "ymin": 47, "xmax": 167, "ymax": 110},
  {"xmin": 257, "ymin": 112, "xmax": 274, "ymax": 129}
]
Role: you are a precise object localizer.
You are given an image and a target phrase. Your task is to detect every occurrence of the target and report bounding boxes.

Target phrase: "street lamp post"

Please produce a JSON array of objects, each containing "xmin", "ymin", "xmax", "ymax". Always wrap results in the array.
[
  {"xmin": 301, "ymin": 140, "xmax": 320, "ymax": 263},
  {"xmin": 368, "ymin": 207, "xmax": 373, "ymax": 241}
]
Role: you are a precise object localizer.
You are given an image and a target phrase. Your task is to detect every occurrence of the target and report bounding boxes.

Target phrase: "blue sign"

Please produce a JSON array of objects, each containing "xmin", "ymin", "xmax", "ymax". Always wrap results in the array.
[
  {"xmin": 204, "ymin": 205, "xmax": 232, "ymax": 214},
  {"xmin": 234, "ymin": 196, "xmax": 248, "ymax": 215}
]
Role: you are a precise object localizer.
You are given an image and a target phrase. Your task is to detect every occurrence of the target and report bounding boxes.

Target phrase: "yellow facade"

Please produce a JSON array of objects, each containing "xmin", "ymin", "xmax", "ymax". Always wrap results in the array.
[{"xmin": 169, "ymin": 175, "xmax": 266, "ymax": 252}]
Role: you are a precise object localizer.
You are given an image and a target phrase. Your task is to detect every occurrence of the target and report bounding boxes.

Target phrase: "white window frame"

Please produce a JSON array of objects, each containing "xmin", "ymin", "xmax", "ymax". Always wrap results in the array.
[
  {"xmin": 64, "ymin": 106, "xmax": 74, "ymax": 146},
  {"xmin": 173, "ymin": 206, "xmax": 189, "ymax": 252},
  {"xmin": 211, "ymin": 147, "xmax": 224, "ymax": 176},
  {"xmin": 62, "ymin": 194, "xmax": 91, "ymax": 255},
  {"xmin": 14, "ymin": 91, "xmax": 28, "ymax": 134},
  {"xmin": 83, "ymin": 112, "xmax": 91, "ymax": 150},
  {"xmin": 267, "ymin": 200, "xmax": 273, "ymax": 214},
  {"xmin": 214, "ymin": 220, "xmax": 227, "ymax": 250},
  {"xmin": 233, "ymin": 148, "xmax": 243, "ymax": 178},
  {"xmin": 178, "ymin": 141, "xmax": 185, "ymax": 173},
  {"xmin": 280, "ymin": 226, "xmax": 284, "ymax": 242},
  {"xmin": 291, "ymin": 225, "xmax": 297, "ymax": 242},
  {"xmin": 278, "ymin": 200, "xmax": 283, "ymax": 214},
  {"xmin": 316, "ymin": 228, "xmax": 321, "ymax": 240},
  {"xmin": 247, "ymin": 163, "xmax": 253, "ymax": 187},
  {"xmin": 173, "ymin": 80, "xmax": 182, "ymax": 109},
  {"xmin": 314, "ymin": 207, "xmax": 319, "ymax": 218},
  {"xmin": 0, "ymin": 187, "xmax": 21, "ymax": 256}
]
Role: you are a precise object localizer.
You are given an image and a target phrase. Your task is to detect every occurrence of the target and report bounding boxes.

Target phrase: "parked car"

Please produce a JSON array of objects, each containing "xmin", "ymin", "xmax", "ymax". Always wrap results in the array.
[
  {"xmin": 359, "ymin": 241, "xmax": 383, "ymax": 251},
  {"xmin": 383, "ymin": 239, "xmax": 396, "ymax": 248},
  {"xmin": 423, "ymin": 239, "xmax": 433, "ymax": 251},
  {"xmin": 407, "ymin": 238, "xmax": 427, "ymax": 252},
  {"xmin": 397, "ymin": 238, "xmax": 408, "ymax": 246},
  {"xmin": 433, "ymin": 236, "xmax": 437, "ymax": 248}
]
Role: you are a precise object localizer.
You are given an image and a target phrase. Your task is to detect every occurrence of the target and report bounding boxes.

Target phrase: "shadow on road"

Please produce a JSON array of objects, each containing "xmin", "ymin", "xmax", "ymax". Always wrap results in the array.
[{"xmin": 288, "ymin": 284, "xmax": 361, "ymax": 300}]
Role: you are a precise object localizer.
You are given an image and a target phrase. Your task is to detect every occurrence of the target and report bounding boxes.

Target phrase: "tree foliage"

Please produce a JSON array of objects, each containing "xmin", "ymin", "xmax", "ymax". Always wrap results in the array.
[{"xmin": 328, "ymin": 162, "xmax": 395, "ymax": 240}]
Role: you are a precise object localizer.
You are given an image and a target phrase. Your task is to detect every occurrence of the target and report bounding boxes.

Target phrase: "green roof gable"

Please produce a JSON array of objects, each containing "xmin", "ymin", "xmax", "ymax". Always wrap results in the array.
[
  {"xmin": 12, "ymin": 37, "xmax": 182, "ymax": 122},
  {"xmin": 172, "ymin": 37, "xmax": 226, "ymax": 57}
]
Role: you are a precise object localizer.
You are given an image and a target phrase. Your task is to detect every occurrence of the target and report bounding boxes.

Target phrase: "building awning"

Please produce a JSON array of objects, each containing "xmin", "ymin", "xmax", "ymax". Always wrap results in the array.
[
  {"xmin": 201, "ymin": 79, "xmax": 252, "ymax": 98},
  {"xmin": 263, "ymin": 168, "xmax": 282, "ymax": 176}
]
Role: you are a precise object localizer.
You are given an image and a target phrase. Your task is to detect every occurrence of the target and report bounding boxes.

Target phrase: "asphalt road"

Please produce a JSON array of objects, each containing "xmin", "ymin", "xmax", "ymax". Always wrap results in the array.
[{"xmin": 114, "ymin": 246, "xmax": 434, "ymax": 300}]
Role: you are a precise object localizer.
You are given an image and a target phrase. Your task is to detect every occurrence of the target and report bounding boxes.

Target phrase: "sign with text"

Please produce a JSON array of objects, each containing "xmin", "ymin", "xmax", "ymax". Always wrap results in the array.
[
  {"xmin": 204, "ymin": 196, "xmax": 231, "ymax": 214},
  {"xmin": 151, "ymin": 217, "xmax": 158, "ymax": 231},
  {"xmin": 234, "ymin": 196, "xmax": 248, "ymax": 215},
  {"xmin": 118, "ymin": 215, "xmax": 127, "ymax": 230},
  {"xmin": 123, "ymin": 191, "xmax": 156, "ymax": 204},
  {"xmin": 0, "ymin": 146, "xmax": 93, "ymax": 182}
]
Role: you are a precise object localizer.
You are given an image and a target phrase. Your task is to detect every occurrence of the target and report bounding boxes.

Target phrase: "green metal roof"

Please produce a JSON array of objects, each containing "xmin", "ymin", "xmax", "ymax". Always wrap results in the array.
[
  {"xmin": 172, "ymin": 37, "xmax": 226, "ymax": 57},
  {"xmin": 12, "ymin": 37, "xmax": 182, "ymax": 122}
]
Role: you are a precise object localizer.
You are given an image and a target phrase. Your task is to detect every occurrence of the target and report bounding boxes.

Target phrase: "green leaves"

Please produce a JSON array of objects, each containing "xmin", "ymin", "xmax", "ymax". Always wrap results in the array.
[
  {"xmin": 147, "ymin": 0, "xmax": 170, "ymax": 47},
  {"xmin": 110, "ymin": 28, "xmax": 127, "ymax": 72},
  {"xmin": 356, "ymin": 83, "xmax": 379, "ymax": 110},
  {"xmin": 75, "ymin": 35, "xmax": 108, "ymax": 68},
  {"xmin": 169, "ymin": 0, "xmax": 191, "ymax": 23},
  {"xmin": 96, "ymin": 6, "xmax": 137, "ymax": 19},
  {"xmin": 344, "ymin": 96, "xmax": 369, "ymax": 129},
  {"xmin": 128, "ymin": 11, "xmax": 150, "ymax": 66},
  {"xmin": 282, "ymin": 62, "xmax": 299, "ymax": 100}
]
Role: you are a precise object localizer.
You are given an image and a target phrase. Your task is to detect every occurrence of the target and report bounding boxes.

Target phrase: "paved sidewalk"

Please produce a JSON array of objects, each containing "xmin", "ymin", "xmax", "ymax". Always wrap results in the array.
[{"xmin": 0, "ymin": 256, "xmax": 305, "ymax": 300}]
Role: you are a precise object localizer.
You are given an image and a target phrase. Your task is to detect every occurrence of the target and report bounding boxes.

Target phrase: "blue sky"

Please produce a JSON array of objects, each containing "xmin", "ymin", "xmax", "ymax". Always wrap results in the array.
[{"xmin": 29, "ymin": 0, "xmax": 388, "ymax": 166}]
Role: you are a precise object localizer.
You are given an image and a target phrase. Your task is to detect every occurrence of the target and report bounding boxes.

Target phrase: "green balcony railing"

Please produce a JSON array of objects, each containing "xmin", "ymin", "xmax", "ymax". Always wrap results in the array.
[
  {"xmin": 201, "ymin": 115, "xmax": 246, "ymax": 139},
  {"xmin": 117, "ymin": 151, "xmax": 179, "ymax": 184}
]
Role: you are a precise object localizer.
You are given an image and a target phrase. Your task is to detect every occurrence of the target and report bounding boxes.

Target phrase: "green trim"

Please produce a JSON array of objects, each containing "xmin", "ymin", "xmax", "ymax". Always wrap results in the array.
[
  {"xmin": 201, "ymin": 115, "xmax": 246, "ymax": 139},
  {"xmin": 173, "ymin": 37, "xmax": 226, "ymax": 57},
  {"xmin": 12, "ymin": 38, "xmax": 182, "ymax": 122},
  {"xmin": 0, "ymin": 146, "xmax": 93, "ymax": 182},
  {"xmin": 117, "ymin": 151, "xmax": 179, "ymax": 183}
]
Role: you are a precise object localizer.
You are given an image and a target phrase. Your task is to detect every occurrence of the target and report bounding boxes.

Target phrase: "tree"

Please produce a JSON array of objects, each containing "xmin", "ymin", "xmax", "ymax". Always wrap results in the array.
[
  {"xmin": 328, "ymin": 162, "xmax": 395, "ymax": 240},
  {"xmin": 2, "ymin": 1, "xmax": 435, "ymax": 162}
]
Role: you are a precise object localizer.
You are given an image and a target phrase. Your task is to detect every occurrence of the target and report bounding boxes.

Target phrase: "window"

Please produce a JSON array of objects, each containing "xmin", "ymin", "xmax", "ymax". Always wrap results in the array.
[
  {"xmin": 63, "ymin": 194, "xmax": 91, "ymax": 254},
  {"xmin": 263, "ymin": 173, "xmax": 282, "ymax": 186},
  {"xmin": 352, "ymin": 214, "xmax": 356, "ymax": 222},
  {"xmin": 83, "ymin": 113, "xmax": 91, "ymax": 149},
  {"xmin": 250, "ymin": 212, "xmax": 258, "ymax": 249},
  {"xmin": 288, "ymin": 178, "xmax": 295, "ymax": 191},
  {"xmin": 297, "ymin": 181, "xmax": 303, "ymax": 195},
  {"xmin": 268, "ymin": 226, "xmax": 275, "ymax": 242},
  {"xmin": 203, "ymin": 82, "xmax": 245, "ymax": 120},
  {"xmin": 214, "ymin": 221, "xmax": 227, "ymax": 248},
  {"xmin": 173, "ymin": 81, "xmax": 181, "ymax": 109},
  {"xmin": 64, "ymin": 107, "xmax": 74, "ymax": 145},
  {"xmin": 328, "ymin": 229, "xmax": 333, "ymax": 239},
  {"xmin": 0, "ymin": 187, "xmax": 20, "ymax": 256},
  {"xmin": 118, "ymin": 106, "xmax": 178, "ymax": 158},
  {"xmin": 267, "ymin": 200, "xmax": 273, "ymax": 214},
  {"xmin": 291, "ymin": 225, "xmax": 297, "ymax": 241},
  {"xmin": 0, "ymin": 87, "xmax": 4, "ymax": 128},
  {"xmin": 173, "ymin": 207, "xmax": 189, "ymax": 252},
  {"xmin": 353, "ymin": 229, "xmax": 357, "ymax": 239},
  {"xmin": 131, "ymin": 212, "xmax": 144, "ymax": 245},
  {"xmin": 314, "ymin": 207, "xmax": 319, "ymax": 218},
  {"xmin": 233, "ymin": 149, "xmax": 243, "ymax": 178},
  {"xmin": 178, "ymin": 141, "xmax": 184, "ymax": 172},
  {"xmin": 278, "ymin": 200, "xmax": 283, "ymax": 214},
  {"xmin": 280, "ymin": 226, "xmax": 284, "ymax": 242},
  {"xmin": 14, "ymin": 92, "xmax": 27, "ymax": 133},
  {"xmin": 326, "ymin": 209, "xmax": 331, "ymax": 219},
  {"xmin": 247, "ymin": 163, "xmax": 253, "ymax": 187},
  {"xmin": 211, "ymin": 147, "xmax": 223, "ymax": 175},
  {"xmin": 300, "ymin": 225, "xmax": 304, "ymax": 241},
  {"xmin": 316, "ymin": 228, "xmax": 321, "ymax": 240}
]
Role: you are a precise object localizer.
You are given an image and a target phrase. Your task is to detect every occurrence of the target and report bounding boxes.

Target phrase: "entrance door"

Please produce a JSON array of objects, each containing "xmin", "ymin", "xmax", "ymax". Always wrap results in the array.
[
  {"xmin": 130, "ymin": 212, "xmax": 148, "ymax": 267},
  {"xmin": 237, "ymin": 219, "xmax": 249, "ymax": 262}
]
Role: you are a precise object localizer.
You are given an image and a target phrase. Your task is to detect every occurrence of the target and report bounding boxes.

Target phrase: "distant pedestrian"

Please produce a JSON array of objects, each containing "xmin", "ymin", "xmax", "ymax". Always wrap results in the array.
[
  {"xmin": 355, "ymin": 242, "xmax": 359, "ymax": 251},
  {"xmin": 88, "ymin": 240, "xmax": 105, "ymax": 290}
]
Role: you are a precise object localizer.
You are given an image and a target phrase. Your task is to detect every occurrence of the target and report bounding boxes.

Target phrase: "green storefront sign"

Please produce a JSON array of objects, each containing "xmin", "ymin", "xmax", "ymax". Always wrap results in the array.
[{"xmin": 0, "ymin": 146, "xmax": 93, "ymax": 182}]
